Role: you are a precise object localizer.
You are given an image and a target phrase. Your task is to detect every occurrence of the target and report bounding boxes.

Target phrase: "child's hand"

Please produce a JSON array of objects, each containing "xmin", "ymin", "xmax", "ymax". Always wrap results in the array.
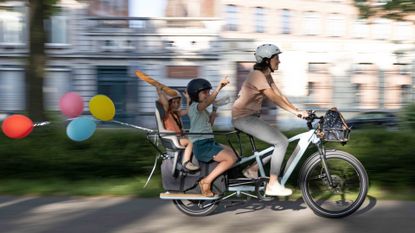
[
  {"xmin": 183, "ymin": 90, "xmax": 190, "ymax": 101},
  {"xmin": 219, "ymin": 76, "xmax": 230, "ymax": 89}
]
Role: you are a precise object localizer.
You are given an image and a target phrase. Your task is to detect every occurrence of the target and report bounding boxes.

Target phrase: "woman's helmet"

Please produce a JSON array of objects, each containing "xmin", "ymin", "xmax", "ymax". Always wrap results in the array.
[
  {"xmin": 254, "ymin": 44, "xmax": 282, "ymax": 63},
  {"xmin": 187, "ymin": 78, "xmax": 212, "ymax": 102}
]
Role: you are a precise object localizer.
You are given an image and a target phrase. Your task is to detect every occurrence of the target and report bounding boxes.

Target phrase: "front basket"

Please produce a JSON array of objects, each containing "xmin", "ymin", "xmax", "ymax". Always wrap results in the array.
[{"xmin": 321, "ymin": 128, "xmax": 351, "ymax": 142}]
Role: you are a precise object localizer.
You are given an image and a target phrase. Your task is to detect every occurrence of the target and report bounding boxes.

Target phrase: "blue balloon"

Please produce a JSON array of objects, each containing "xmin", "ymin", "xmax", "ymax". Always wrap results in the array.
[{"xmin": 66, "ymin": 116, "xmax": 96, "ymax": 142}]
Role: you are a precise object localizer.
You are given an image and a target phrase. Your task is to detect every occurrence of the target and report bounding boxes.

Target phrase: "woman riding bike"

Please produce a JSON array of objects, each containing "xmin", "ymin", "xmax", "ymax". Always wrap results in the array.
[{"xmin": 232, "ymin": 43, "xmax": 308, "ymax": 196}]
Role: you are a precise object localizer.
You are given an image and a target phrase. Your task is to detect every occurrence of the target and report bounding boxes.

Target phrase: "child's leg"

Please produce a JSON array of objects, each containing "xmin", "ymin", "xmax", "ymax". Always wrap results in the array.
[
  {"xmin": 203, "ymin": 147, "xmax": 237, "ymax": 185},
  {"xmin": 180, "ymin": 138, "xmax": 198, "ymax": 170},
  {"xmin": 179, "ymin": 138, "xmax": 191, "ymax": 162}
]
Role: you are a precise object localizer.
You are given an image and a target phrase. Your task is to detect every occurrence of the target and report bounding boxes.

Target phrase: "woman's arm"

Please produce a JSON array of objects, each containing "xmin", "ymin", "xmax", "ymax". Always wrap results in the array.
[
  {"xmin": 197, "ymin": 76, "xmax": 229, "ymax": 112},
  {"xmin": 156, "ymin": 87, "xmax": 169, "ymax": 112},
  {"xmin": 263, "ymin": 88, "xmax": 307, "ymax": 118},
  {"xmin": 271, "ymin": 83, "xmax": 299, "ymax": 112}
]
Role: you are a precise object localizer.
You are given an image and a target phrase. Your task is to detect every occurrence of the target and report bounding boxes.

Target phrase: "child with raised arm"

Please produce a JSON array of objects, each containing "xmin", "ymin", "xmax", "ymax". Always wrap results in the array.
[
  {"xmin": 157, "ymin": 87, "xmax": 199, "ymax": 171},
  {"xmin": 187, "ymin": 77, "xmax": 237, "ymax": 197}
]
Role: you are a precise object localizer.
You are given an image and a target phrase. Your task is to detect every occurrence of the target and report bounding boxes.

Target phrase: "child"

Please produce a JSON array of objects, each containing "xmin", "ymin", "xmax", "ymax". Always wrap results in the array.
[
  {"xmin": 157, "ymin": 87, "xmax": 199, "ymax": 171},
  {"xmin": 187, "ymin": 77, "xmax": 237, "ymax": 197}
]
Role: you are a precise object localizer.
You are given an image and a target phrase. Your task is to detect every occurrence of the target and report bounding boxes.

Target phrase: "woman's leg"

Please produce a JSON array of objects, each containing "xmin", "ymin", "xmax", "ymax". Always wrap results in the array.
[{"xmin": 233, "ymin": 116, "xmax": 288, "ymax": 184}]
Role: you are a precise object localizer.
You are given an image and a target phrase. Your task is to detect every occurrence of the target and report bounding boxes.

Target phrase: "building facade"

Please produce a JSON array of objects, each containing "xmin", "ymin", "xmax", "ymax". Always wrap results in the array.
[{"xmin": 0, "ymin": 0, "xmax": 414, "ymax": 129}]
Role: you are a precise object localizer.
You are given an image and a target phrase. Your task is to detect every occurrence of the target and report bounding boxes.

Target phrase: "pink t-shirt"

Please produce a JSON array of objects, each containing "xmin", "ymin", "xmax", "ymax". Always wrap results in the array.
[{"xmin": 232, "ymin": 70, "xmax": 275, "ymax": 119}]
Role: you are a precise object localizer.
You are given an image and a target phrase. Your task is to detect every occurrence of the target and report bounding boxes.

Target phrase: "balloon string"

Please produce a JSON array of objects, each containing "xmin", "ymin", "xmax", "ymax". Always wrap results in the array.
[
  {"xmin": 33, "ymin": 121, "xmax": 51, "ymax": 127},
  {"xmin": 111, "ymin": 120, "xmax": 154, "ymax": 133}
]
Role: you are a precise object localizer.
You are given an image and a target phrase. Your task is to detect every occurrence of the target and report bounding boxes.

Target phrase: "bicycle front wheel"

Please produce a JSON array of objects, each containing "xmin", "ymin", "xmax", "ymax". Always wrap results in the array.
[{"xmin": 299, "ymin": 150, "xmax": 368, "ymax": 218}]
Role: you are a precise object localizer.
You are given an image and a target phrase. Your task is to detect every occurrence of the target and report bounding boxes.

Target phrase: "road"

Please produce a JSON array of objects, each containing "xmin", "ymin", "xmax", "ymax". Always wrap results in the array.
[{"xmin": 0, "ymin": 195, "xmax": 414, "ymax": 233}]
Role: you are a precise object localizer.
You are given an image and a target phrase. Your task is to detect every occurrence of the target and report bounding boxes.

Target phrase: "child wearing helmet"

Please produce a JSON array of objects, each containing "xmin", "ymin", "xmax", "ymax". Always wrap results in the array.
[
  {"xmin": 157, "ymin": 87, "xmax": 199, "ymax": 171},
  {"xmin": 187, "ymin": 77, "xmax": 237, "ymax": 197},
  {"xmin": 232, "ymin": 43, "xmax": 308, "ymax": 196}
]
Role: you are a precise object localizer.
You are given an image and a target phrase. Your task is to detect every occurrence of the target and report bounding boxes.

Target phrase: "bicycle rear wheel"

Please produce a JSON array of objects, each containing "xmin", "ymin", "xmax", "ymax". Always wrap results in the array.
[
  {"xmin": 173, "ymin": 199, "xmax": 218, "ymax": 216},
  {"xmin": 299, "ymin": 150, "xmax": 368, "ymax": 218}
]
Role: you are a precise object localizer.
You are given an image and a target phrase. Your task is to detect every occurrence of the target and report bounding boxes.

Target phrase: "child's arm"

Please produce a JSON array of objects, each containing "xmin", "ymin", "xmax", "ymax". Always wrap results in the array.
[
  {"xmin": 180, "ymin": 90, "xmax": 191, "ymax": 116},
  {"xmin": 209, "ymin": 106, "xmax": 217, "ymax": 125},
  {"xmin": 156, "ymin": 87, "xmax": 169, "ymax": 112},
  {"xmin": 197, "ymin": 76, "xmax": 229, "ymax": 112}
]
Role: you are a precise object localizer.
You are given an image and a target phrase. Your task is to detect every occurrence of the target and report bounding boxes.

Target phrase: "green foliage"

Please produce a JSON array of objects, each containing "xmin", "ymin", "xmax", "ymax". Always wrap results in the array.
[
  {"xmin": 1, "ymin": 127, "xmax": 415, "ymax": 197},
  {"xmin": 354, "ymin": 0, "xmax": 415, "ymax": 21},
  {"xmin": 399, "ymin": 103, "xmax": 415, "ymax": 130},
  {"xmin": 0, "ymin": 127, "xmax": 158, "ymax": 179}
]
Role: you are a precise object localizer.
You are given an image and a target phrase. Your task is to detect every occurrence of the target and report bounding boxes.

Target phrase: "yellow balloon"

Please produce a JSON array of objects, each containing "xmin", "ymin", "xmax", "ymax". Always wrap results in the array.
[{"xmin": 89, "ymin": 95, "xmax": 115, "ymax": 121}]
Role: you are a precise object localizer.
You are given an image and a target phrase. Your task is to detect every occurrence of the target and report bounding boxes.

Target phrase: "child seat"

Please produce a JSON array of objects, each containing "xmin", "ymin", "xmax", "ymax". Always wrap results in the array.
[{"xmin": 154, "ymin": 101, "xmax": 185, "ymax": 150}]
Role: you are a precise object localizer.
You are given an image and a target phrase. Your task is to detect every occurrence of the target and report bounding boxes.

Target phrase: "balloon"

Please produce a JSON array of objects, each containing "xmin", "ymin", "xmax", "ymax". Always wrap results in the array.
[
  {"xmin": 89, "ymin": 95, "xmax": 115, "ymax": 121},
  {"xmin": 1, "ymin": 114, "xmax": 34, "ymax": 139},
  {"xmin": 59, "ymin": 92, "xmax": 84, "ymax": 118},
  {"xmin": 66, "ymin": 116, "xmax": 96, "ymax": 142}
]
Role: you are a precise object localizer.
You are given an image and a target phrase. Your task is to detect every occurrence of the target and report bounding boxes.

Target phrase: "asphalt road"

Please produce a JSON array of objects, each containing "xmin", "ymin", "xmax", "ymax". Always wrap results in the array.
[{"xmin": 0, "ymin": 195, "xmax": 414, "ymax": 233}]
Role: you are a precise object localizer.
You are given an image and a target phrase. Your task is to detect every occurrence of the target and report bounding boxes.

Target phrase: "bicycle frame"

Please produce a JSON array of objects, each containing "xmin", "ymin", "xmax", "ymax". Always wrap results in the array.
[{"xmin": 233, "ymin": 129, "xmax": 322, "ymax": 186}]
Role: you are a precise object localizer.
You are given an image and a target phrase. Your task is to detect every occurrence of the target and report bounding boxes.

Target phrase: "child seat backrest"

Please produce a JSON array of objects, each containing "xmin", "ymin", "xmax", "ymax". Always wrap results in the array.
[{"xmin": 155, "ymin": 101, "xmax": 184, "ymax": 149}]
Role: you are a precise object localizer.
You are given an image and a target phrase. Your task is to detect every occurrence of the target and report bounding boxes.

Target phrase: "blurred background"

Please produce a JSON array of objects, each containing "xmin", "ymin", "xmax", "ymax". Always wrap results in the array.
[
  {"xmin": 0, "ymin": 0, "xmax": 414, "ymax": 130},
  {"xmin": 0, "ymin": 0, "xmax": 414, "ymax": 198}
]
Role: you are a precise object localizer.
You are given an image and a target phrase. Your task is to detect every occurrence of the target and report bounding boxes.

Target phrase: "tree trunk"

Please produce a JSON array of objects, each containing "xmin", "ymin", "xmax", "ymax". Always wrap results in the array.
[{"xmin": 26, "ymin": 0, "xmax": 47, "ymax": 121}]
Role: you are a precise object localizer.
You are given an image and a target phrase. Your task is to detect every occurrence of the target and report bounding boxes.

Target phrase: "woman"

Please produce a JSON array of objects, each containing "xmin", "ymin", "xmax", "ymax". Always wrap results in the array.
[{"xmin": 232, "ymin": 44, "xmax": 308, "ymax": 196}]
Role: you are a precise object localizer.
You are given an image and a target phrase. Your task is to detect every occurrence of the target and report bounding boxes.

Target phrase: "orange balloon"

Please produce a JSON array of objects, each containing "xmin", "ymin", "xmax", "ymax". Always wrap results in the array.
[{"xmin": 1, "ymin": 114, "xmax": 34, "ymax": 139}]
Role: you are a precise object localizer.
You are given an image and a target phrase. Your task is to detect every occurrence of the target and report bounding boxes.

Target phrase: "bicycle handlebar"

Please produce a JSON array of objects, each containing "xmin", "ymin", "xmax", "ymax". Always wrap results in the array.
[{"xmin": 303, "ymin": 110, "xmax": 324, "ymax": 130}]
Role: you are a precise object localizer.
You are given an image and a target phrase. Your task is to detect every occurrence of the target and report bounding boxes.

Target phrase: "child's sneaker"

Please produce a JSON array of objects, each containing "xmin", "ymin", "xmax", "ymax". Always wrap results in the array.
[{"xmin": 183, "ymin": 161, "xmax": 199, "ymax": 171}]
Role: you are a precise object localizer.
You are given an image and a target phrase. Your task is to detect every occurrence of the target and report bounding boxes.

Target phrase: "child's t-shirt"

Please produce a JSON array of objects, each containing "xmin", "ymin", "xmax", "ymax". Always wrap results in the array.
[
  {"xmin": 188, "ymin": 102, "xmax": 214, "ymax": 143},
  {"xmin": 163, "ymin": 110, "xmax": 182, "ymax": 134}
]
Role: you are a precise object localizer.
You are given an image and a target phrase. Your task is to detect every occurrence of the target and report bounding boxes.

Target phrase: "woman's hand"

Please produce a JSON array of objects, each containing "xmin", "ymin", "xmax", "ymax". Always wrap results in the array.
[{"xmin": 296, "ymin": 110, "xmax": 309, "ymax": 119}]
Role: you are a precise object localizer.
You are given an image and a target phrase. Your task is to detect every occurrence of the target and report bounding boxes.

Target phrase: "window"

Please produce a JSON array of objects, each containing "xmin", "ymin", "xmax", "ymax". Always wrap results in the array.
[
  {"xmin": 255, "ymin": 7, "xmax": 265, "ymax": 33},
  {"xmin": 44, "ymin": 69, "xmax": 71, "ymax": 110},
  {"xmin": 394, "ymin": 21, "xmax": 413, "ymax": 41},
  {"xmin": 225, "ymin": 5, "xmax": 238, "ymax": 31},
  {"xmin": 0, "ymin": 10, "xmax": 24, "ymax": 44},
  {"xmin": 97, "ymin": 67, "xmax": 138, "ymax": 124},
  {"xmin": 373, "ymin": 18, "xmax": 391, "ymax": 40},
  {"xmin": 304, "ymin": 12, "xmax": 321, "ymax": 36},
  {"xmin": 352, "ymin": 19, "xmax": 369, "ymax": 39},
  {"xmin": 46, "ymin": 15, "xmax": 68, "ymax": 44},
  {"xmin": 0, "ymin": 68, "xmax": 25, "ymax": 111},
  {"xmin": 281, "ymin": 9, "xmax": 291, "ymax": 34},
  {"xmin": 327, "ymin": 13, "xmax": 345, "ymax": 37}
]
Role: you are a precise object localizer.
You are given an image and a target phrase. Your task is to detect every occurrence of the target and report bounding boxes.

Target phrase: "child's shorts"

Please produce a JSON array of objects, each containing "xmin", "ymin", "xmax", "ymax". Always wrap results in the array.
[{"xmin": 193, "ymin": 138, "xmax": 224, "ymax": 162}]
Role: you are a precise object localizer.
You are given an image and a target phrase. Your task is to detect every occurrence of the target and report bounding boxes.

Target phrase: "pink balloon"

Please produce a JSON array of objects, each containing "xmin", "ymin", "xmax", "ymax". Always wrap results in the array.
[{"xmin": 59, "ymin": 92, "xmax": 84, "ymax": 118}]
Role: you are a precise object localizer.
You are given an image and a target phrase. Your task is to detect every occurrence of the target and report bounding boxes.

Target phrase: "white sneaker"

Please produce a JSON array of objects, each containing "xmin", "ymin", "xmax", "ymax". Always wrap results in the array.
[{"xmin": 265, "ymin": 183, "xmax": 293, "ymax": 196}]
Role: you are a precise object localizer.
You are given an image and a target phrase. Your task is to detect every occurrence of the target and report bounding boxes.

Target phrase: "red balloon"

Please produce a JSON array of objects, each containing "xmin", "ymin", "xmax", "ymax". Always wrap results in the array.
[{"xmin": 1, "ymin": 114, "xmax": 34, "ymax": 139}]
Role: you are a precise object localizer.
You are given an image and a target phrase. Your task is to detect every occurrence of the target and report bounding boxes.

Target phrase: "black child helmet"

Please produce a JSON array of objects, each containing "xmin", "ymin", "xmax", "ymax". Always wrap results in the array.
[{"xmin": 187, "ymin": 78, "xmax": 212, "ymax": 102}]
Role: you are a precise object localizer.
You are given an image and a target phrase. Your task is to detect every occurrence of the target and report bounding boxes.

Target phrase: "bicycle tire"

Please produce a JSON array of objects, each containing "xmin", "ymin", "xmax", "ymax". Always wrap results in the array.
[
  {"xmin": 173, "ymin": 199, "xmax": 218, "ymax": 216},
  {"xmin": 299, "ymin": 150, "xmax": 368, "ymax": 218}
]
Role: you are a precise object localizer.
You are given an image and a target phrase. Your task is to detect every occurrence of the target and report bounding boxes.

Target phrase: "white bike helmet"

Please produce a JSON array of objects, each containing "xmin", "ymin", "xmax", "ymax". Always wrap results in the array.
[{"xmin": 254, "ymin": 44, "xmax": 282, "ymax": 63}]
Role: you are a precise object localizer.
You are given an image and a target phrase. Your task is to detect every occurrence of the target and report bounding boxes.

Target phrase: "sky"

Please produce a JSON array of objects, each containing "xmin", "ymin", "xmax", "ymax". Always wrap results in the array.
[{"xmin": 129, "ymin": 0, "xmax": 167, "ymax": 17}]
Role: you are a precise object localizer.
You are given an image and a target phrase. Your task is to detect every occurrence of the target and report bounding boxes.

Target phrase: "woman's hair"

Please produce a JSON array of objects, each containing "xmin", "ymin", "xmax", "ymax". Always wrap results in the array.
[{"xmin": 253, "ymin": 54, "xmax": 276, "ymax": 72}]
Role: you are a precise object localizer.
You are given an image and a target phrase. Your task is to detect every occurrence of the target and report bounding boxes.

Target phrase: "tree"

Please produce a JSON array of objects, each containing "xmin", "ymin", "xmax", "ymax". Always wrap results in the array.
[
  {"xmin": 0, "ymin": 0, "xmax": 58, "ymax": 121},
  {"xmin": 354, "ymin": 0, "xmax": 415, "ymax": 22}
]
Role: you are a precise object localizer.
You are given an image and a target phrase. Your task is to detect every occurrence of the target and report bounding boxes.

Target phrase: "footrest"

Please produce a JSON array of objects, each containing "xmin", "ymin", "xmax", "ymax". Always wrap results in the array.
[{"xmin": 160, "ymin": 192, "xmax": 220, "ymax": 200}]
